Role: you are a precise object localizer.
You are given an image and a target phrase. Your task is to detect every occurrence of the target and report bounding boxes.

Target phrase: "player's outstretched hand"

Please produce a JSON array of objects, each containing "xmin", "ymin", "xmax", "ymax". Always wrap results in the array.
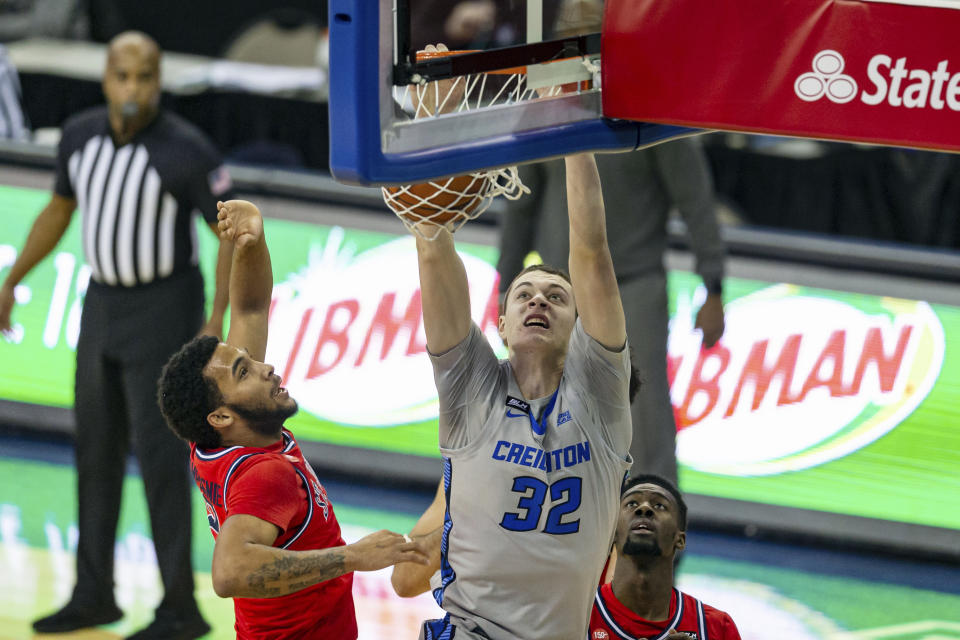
[
  {"xmin": 412, "ymin": 44, "xmax": 465, "ymax": 118},
  {"xmin": 217, "ymin": 200, "xmax": 264, "ymax": 248},
  {"xmin": 346, "ymin": 529, "xmax": 430, "ymax": 572}
]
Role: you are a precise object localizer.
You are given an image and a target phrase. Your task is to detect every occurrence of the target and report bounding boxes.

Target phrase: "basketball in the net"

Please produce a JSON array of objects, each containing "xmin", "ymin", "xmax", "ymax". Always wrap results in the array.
[{"xmin": 383, "ymin": 173, "xmax": 486, "ymax": 225}]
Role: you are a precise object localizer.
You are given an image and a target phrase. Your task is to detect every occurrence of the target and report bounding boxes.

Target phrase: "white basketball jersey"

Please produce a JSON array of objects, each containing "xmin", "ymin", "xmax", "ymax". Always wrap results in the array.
[{"xmin": 428, "ymin": 320, "xmax": 632, "ymax": 640}]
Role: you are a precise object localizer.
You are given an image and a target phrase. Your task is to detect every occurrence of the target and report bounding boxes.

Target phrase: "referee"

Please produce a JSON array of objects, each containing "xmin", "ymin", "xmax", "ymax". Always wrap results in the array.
[{"xmin": 0, "ymin": 32, "xmax": 232, "ymax": 639}]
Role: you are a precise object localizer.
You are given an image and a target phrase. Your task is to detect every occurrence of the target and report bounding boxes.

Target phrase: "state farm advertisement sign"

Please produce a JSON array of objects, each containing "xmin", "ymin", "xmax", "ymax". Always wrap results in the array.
[
  {"xmin": 603, "ymin": 0, "xmax": 960, "ymax": 152},
  {"xmin": 670, "ymin": 285, "xmax": 944, "ymax": 476}
]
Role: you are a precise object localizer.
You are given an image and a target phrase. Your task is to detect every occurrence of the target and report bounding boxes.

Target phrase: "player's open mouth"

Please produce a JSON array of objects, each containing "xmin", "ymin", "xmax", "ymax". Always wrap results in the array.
[
  {"xmin": 631, "ymin": 521, "xmax": 654, "ymax": 533},
  {"xmin": 524, "ymin": 314, "xmax": 549, "ymax": 329}
]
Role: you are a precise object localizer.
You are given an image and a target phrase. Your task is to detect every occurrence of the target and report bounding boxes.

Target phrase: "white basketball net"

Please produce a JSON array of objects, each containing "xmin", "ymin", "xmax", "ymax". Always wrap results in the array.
[
  {"xmin": 395, "ymin": 54, "xmax": 601, "ymax": 118},
  {"xmin": 382, "ymin": 167, "xmax": 529, "ymax": 240},
  {"xmin": 384, "ymin": 55, "xmax": 601, "ymax": 240},
  {"xmin": 382, "ymin": 62, "xmax": 551, "ymax": 240}
]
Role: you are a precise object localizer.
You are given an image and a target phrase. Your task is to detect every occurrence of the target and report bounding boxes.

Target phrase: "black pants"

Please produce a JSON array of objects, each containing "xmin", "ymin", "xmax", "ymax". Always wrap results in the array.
[
  {"xmin": 620, "ymin": 271, "xmax": 678, "ymax": 485},
  {"xmin": 72, "ymin": 268, "xmax": 203, "ymax": 617}
]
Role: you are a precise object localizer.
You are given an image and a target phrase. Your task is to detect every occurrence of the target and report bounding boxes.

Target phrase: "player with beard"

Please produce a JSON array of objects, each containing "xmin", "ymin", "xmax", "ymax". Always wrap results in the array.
[
  {"xmin": 590, "ymin": 475, "xmax": 741, "ymax": 640},
  {"xmin": 157, "ymin": 200, "xmax": 428, "ymax": 639}
]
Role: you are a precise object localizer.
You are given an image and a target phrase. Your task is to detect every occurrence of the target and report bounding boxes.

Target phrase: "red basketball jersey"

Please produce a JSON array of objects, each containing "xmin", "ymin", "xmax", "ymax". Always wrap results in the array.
[
  {"xmin": 191, "ymin": 429, "xmax": 357, "ymax": 639},
  {"xmin": 590, "ymin": 583, "xmax": 741, "ymax": 640}
]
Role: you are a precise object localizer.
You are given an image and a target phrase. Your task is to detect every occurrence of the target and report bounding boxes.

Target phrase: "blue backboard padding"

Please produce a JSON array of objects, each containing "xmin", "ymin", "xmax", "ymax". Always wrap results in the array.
[
  {"xmin": 328, "ymin": 0, "xmax": 375, "ymax": 185},
  {"xmin": 333, "ymin": 120, "xmax": 697, "ymax": 186},
  {"xmin": 637, "ymin": 122, "xmax": 697, "ymax": 148},
  {"xmin": 327, "ymin": 0, "xmax": 697, "ymax": 186}
]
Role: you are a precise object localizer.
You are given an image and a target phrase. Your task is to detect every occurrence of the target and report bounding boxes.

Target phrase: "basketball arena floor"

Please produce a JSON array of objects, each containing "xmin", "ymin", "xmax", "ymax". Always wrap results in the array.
[{"xmin": 0, "ymin": 427, "xmax": 958, "ymax": 640}]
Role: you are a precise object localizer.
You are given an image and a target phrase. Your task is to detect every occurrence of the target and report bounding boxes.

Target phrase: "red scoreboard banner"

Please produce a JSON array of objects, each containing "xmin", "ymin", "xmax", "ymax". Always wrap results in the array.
[{"xmin": 603, "ymin": 0, "xmax": 960, "ymax": 152}]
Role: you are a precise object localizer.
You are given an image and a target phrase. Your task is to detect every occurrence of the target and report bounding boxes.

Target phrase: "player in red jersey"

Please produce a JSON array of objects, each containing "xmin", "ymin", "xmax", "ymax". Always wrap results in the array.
[
  {"xmin": 590, "ymin": 475, "xmax": 741, "ymax": 640},
  {"xmin": 157, "ymin": 200, "xmax": 428, "ymax": 639}
]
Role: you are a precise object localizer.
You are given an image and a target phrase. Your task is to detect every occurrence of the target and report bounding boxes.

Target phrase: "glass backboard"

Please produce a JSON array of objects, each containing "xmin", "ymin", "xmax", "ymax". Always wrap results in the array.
[{"xmin": 327, "ymin": 0, "xmax": 693, "ymax": 185}]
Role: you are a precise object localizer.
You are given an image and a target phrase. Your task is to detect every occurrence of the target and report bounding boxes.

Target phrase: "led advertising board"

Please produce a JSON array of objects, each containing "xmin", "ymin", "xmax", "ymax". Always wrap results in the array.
[
  {"xmin": 3, "ymin": 454, "xmax": 960, "ymax": 638},
  {"xmin": 1, "ymin": 184, "xmax": 958, "ymax": 531}
]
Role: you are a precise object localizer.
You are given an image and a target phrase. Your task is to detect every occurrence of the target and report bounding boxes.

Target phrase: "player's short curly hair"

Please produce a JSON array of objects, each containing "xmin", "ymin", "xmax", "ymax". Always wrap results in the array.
[
  {"xmin": 157, "ymin": 335, "xmax": 224, "ymax": 448},
  {"xmin": 622, "ymin": 474, "xmax": 688, "ymax": 530}
]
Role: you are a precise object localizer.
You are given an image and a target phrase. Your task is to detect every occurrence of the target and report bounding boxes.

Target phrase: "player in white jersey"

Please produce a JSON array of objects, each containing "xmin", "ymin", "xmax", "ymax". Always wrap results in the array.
[{"xmin": 411, "ymin": 153, "xmax": 633, "ymax": 640}]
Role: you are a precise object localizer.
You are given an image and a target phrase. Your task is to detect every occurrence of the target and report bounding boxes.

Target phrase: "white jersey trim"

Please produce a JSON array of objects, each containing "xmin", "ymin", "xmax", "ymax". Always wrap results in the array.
[
  {"xmin": 593, "ymin": 586, "xmax": 685, "ymax": 640},
  {"xmin": 194, "ymin": 444, "xmax": 244, "ymax": 460}
]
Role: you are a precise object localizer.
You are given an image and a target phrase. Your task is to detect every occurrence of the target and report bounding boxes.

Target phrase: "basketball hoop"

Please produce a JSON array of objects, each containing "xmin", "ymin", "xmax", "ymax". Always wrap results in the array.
[
  {"xmin": 382, "ymin": 167, "xmax": 528, "ymax": 240},
  {"xmin": 332, "ymin": 6, "xmax": 692, "ymax": 187},
  {"xmin": 382, "ymin": 48, "xmax": 583, "ymax": 240}
]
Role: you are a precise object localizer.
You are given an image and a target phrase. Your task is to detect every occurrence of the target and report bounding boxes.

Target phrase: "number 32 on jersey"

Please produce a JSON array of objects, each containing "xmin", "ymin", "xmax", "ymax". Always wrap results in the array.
[{"xmin": 500, "ymin": 476, "xmax": 582, "ymax": 534}]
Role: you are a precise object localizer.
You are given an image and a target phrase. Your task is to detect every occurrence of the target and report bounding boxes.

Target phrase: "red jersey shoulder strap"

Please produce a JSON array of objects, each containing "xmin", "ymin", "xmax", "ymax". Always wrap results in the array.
[
  {"xmin": 277, "ymin": 464, "xmax": 317, "ymax": 549},
  {"xmin": 678, "ymin": 589, "xmax": 708, "ymax": 640}
]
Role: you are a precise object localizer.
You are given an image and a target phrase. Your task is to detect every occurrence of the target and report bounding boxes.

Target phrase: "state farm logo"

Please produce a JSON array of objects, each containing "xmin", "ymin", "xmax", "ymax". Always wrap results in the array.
[
  {"xmin": 670, "ymin": 285, "xmax": 944, "ymax": 476},
  {"xmin": 264, "ymin": 229, "xmax": 505, "ymax": 427},
  {"xmin": 794, "ymin": 50, "xmax": 858, "ymax": 103},
  {"xmin": 794, "ymin": 49, "xmax": 960, "ymax": 110}
]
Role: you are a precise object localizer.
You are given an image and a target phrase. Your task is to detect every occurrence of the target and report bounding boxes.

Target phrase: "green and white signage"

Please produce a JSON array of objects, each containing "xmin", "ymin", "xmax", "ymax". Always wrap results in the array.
[{"xmin": 2, "ymin": 184, "xmax": 958, "ymax": 531}]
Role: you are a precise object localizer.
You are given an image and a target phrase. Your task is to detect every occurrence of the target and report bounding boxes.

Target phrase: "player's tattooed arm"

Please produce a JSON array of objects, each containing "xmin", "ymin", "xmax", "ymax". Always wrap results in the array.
[
  {"xmin": 244, "ymin": 549, "xmax": 347, "ymax": 597},
  {"xmin": 213, "ymin": 515, "xmax": 429, "ymax": 598}
]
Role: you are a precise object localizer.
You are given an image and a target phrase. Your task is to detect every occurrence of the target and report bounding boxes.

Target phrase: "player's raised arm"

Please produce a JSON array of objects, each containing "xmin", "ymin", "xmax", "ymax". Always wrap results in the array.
[
  {"xmin": 217, "ymin": 200, "xmax": 272, "ymax": 361},
  {"xmin": 565, "ymin": 154, "xmax": 626, "ymax": 350},
  {"xmin": 414, "ymin": 227, "xmax": 472, "ymax": 354}
]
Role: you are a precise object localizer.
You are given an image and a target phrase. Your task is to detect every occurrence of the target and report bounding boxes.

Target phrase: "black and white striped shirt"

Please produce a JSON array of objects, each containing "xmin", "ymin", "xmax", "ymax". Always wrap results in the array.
[
  {"xmin": 54, "ymin": 106, "xmax": 232, "ymax": 287},
  {"xmin": 0, "ymin": 45, "xmax": 29, "ymax": 141}
]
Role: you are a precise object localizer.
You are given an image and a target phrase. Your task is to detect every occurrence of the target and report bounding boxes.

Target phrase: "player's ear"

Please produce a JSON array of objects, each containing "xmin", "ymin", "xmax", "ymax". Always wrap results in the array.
[
  {"xmin": 674, "ymin": 530, "xmax": 686, "ymax": 554},
  {"xmin": 207, "ymin": 407, "xmax": 236, "ymax": 430},
  {"xmin": 498, "ymin": 314, "xmax": 508, "ymax": 346}
]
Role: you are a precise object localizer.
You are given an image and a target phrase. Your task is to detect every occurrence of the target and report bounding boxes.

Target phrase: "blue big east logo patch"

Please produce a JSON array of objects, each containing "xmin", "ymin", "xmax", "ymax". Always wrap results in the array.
[{"xmin": 205, "ymin": 502, "xmax": 221, "ymax": 535}]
